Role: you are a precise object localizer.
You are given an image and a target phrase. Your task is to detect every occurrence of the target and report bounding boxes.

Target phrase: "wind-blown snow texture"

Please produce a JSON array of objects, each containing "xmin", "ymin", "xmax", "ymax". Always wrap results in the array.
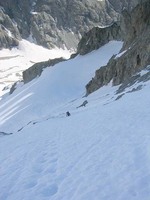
[{"xmin": 1, "ymin": 41, "xmax": 150, "ymax": 200}]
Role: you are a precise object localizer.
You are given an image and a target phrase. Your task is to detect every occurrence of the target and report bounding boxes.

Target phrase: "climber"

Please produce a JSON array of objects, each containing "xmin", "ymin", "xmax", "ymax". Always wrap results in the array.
[{"xmin": 66, "ymin": 111, "xmax": 71, "ymax": 117}]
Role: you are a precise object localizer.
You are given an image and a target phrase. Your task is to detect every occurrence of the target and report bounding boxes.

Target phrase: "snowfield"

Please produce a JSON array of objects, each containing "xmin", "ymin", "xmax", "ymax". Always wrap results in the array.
[
  {"xmin": 0, "ymin": 39, "xmax": 71, "ymax": 96},
  {"xmin": 0, "ymin": 41, "xmax": 150, "ymax": 200},
  {"xmin": 0, "ymin": 41, "xmax": 123, "ymax": 132}
]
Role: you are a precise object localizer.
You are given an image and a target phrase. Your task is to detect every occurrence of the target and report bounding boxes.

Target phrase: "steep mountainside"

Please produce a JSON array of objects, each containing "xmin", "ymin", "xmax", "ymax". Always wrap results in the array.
[
  {"xmin": 0, "ymin": 26, "xmax": 150, "ymax": 200},
  {"xmin": 1, "ymin": 1, "xmax": 150, "ymax": 199},
  {"xmin": 17, "ymin": 0, "xmax": 149, "ymax": 88},
  {"xmin": 85, "ymin": 0, "xmax": 150, "ymax": 95},
  {"xmin": 21, "ymin": 21, "xmax": 122, "ymax": 85},
  {"xmin": 0, "ymin": 0, "xmax": 141, "ymax": 50}
]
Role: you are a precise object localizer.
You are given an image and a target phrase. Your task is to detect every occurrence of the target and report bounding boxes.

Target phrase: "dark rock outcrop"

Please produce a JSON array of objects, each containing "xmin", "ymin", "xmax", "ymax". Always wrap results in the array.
[
  {"xmin": 86, "ymin": 0, "xmax": 150, "ymax": 95},
  {"xmin": 116, "ymin": 66, "xmax": 150, "ymax": 95},
  {"xmin": 77, "ymin": 22, "xmax": 122, "ymax": 55},
  {"xmin": 23, "ymin": 57, "xmax": 66, "ymax": 83},
  {"xmin": 121, "ymin": 0, "xmax": 150, "ymax": 49},
  {"xmin": 0, "ymin": 26, "xmax": 19, "ymax": 49}
]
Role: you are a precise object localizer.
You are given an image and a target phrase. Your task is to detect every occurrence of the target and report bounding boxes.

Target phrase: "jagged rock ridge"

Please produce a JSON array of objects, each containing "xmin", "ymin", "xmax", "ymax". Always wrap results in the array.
[
  {"xmin": 0, "ymin": 0, "xmax": 118, "ymax": 50},
  {"xmin": 0, "ymin": 0, "xmax": 141, "ymax": 50}
]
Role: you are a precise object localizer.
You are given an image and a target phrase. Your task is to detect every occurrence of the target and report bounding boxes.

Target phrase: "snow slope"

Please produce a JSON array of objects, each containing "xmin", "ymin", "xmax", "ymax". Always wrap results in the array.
[
  {"xmin": 0, "ymin": 41, "xmax": 123, "ymax": 132},
  {"xmin": 1, "ymin": 41, "xmax": 150, "ymax": 200},
  {"xmin": 0, "ymin": 39, "xmax": 71, "ymax": 96}
]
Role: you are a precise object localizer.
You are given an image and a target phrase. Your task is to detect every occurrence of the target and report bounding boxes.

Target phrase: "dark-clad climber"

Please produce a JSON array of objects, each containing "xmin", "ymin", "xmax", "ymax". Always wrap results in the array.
[{"xmin": 66, "ymin": 111, "xmax": 71, "ymax": 117}]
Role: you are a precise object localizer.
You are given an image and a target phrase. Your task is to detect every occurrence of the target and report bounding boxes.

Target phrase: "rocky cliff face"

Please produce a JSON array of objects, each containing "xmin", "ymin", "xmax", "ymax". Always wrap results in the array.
[
  {"xmin": 0, "ymin": 0, "xmax": 118, "ymax": 50},
  {"xmin": 108, "ymin": 0, "xmax": 142, "ymax": 12},
  {"xmin": 77, "ymin": 22, "xmax": 122, "ymax": 55},
  {"xmin": 86, "ymin": 0, "xmax": 150, "ymax": 95},
  {"xmin": 0, "ymin": 0, "xmax": 140, "ymax": 50},
  {"xmin": 0, "ymin": 7, "xmax": 21, "ymax": 49}
]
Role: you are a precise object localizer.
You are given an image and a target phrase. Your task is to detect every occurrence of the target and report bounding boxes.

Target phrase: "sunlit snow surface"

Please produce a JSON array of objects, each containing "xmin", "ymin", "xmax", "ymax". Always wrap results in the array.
[
  {"xmin": 0, "ymin": 39, "xmax": 71, "ymax": 95},
  {"xmin": 0, "ymin": 41, "xmax": 123, "ymax": 132},
  {"xmin": 1, "ymin": 41, "xmax": 150, "ymax": 200}
]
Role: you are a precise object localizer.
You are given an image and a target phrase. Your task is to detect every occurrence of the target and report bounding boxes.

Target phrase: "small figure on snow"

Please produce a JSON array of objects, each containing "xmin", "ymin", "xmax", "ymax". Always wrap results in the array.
[{"xmin": 66, "ymin": 111, "xmax": 71, "ymax": 117}]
